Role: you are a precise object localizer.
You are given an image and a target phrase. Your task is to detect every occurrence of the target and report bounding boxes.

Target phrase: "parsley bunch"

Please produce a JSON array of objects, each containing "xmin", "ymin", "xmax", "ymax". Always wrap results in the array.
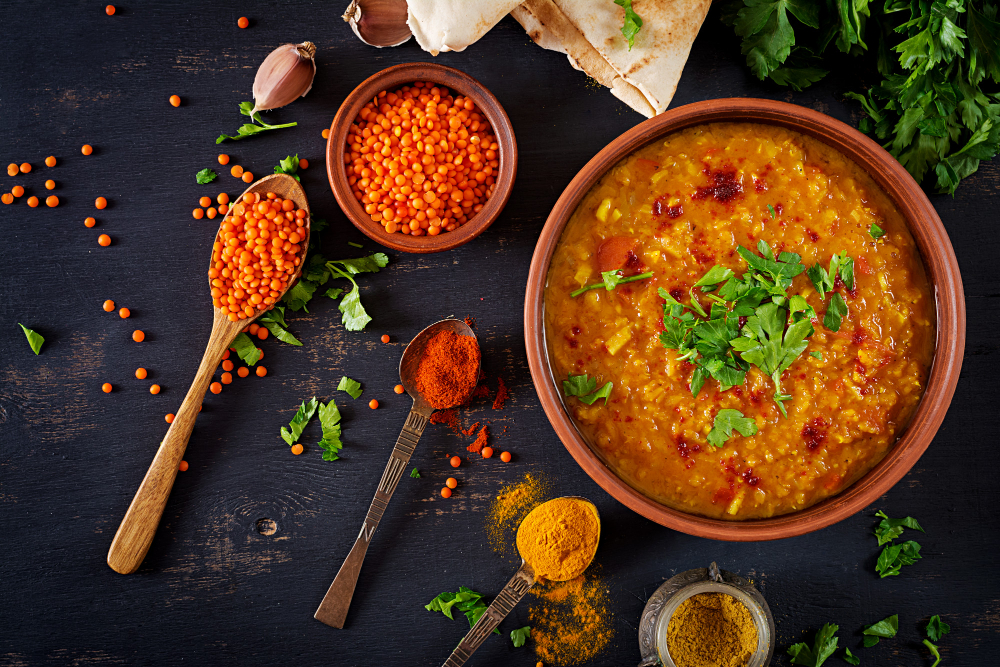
[
  {"xmin": 873, "ymin": 509, "xmax": 925, "ymax": 577},
  {"xmin": 217, "ymin": 102, "xmax": 297, "ymax": 143},
  {"xmin": 425, "ymin": 587, "xmax": 499, "ymax": 635},
  {"xmin": 723, "ymin": 0, "xmax": 1000, "ymax": 194}
]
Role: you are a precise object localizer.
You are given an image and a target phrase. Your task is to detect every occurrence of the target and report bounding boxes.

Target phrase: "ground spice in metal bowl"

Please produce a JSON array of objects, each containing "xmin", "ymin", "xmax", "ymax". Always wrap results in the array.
[
  {"xmin": 665, "ymin": 593, "xmax": 757, "ymax": 667},
  {"xmin": 414, "ymin": 329, "xmax": 480, "ymax": 409}
]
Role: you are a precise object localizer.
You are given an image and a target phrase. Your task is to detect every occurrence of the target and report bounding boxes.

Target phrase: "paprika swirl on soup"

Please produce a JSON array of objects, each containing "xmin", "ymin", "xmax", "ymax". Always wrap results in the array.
[{"xmin": 544, "ymin": 123, "xmax": 935, "ymax": 520}]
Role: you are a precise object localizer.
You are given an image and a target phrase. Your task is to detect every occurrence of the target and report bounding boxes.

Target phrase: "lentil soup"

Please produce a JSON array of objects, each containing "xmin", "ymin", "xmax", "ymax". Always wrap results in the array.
[{"xmin": 544, "ymin": 122, "xmax": 935, "ymax": 520}]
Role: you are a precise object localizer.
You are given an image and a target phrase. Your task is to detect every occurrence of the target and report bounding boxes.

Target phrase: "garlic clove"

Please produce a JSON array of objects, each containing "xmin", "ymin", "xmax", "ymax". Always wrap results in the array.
[
  {"xmin": 251, "ymin": 42, "xmax": 317, "ymax": 116},
  {"xmin": 343, "ymin": 0, "xmax": 411, "ymax": 48}
]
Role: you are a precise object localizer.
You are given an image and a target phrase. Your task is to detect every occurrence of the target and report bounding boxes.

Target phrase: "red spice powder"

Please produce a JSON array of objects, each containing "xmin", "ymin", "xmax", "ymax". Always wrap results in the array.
[
  {"xmin": 471, "ymin": 384, "xmax": 491, "ymax": 401},
  {"xmin": 430, "ymin": 409, "xmax": 460, "ymax": 432},
  {"xmin": 467, "ymin": 425, "xmax": 489, "ymax": 453},
  {"xmin": 462, "ymin": 421, "xmax": 481, "ymax": 437},
  {"xmin": 414, "ymin": 330, "xmax": 481, "ymax": 409},
  {"xmin": 464, "ymin": 315, "xmax": 476, "ymax": 329},
  {"xmin": 492, "ymin": 377, "xmax": 509, "ymax": 410}
]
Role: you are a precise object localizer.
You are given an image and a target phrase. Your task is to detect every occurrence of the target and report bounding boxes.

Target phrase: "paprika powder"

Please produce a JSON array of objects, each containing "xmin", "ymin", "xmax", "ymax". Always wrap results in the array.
[{"xmin": 414, "ymin": 330, "xmax": 480, "ymax": 409}]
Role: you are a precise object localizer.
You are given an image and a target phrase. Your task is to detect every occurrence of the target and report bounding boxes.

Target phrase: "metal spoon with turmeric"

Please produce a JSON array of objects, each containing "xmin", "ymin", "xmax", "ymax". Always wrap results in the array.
[{"xmin": 440, "ymin": 496, "xmax": 602, "ymax": 667}]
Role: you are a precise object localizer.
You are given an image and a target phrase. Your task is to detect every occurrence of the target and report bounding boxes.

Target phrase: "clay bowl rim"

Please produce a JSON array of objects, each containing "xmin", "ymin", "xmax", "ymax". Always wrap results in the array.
[
  {"xmin": 523, "ymin": 97, "xmax": 966, "ymax": 542},
  {"xmin": 326, "ymin": 62, "xmax": 518, "ymax": 254}
]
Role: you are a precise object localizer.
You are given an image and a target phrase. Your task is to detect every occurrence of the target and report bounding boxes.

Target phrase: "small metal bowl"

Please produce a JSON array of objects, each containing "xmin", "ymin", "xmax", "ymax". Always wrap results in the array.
[
  {"xmin": 326, "ymin": 62, "xmax": 518, "ymax": 254},
  {"xmin": 638, "ymin": 563, "xmax": 775, "ymax": 667}
]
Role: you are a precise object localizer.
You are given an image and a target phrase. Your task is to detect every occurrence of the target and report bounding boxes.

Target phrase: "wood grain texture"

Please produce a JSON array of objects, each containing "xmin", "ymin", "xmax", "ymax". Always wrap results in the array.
[{"xmin": 0, "ymin": 2, "xmax": 997, "ymax": 666}]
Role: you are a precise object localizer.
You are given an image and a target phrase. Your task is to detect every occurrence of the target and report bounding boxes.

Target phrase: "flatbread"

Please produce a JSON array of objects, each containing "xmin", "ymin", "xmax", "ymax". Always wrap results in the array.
[
  {"xmin": 512, "ymin": 0, "xmax": 712, "ymax": 117},
  {"xmin": 407, "ymin": 0, "xmax": 524, "ymax": 55}
]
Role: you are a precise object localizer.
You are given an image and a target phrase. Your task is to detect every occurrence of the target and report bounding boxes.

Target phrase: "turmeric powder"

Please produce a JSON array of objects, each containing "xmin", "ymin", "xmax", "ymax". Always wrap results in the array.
[
  {"xmin": 516, "ymin": 497, "xmax": 600, "ymax": 582},
  {"xmin": 529, "ymin": 573, "xmax": 614, "ymax": 665},
  {"xmin": 665, "ymin": 593, "xmax": 757, "ymax": 667}
]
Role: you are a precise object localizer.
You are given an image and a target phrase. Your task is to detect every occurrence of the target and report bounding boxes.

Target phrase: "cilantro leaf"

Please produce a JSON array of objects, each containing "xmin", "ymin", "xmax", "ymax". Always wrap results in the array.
[
  {"xmin": 283, "ymin": 280, "xmax": 317, "ymax": 313},
  {"xmin": 328, "ymin": 253, "xmax": 389, "ymax": 275},
  {"xmin": 258, "ymin": 306, "xmax": 302, "ymax": 346},
  {"xmin": 926, "ymin": 615, "xmax": 951, "ymax": 642},
  {"xmin": 768, "ymin": 203, "xmax": 777, "ymax": 218},
  {"xmin": 863, "ymin": 614, "xmax": 899, "ymax": 642},
  {"xmin": 317, "ymin": 399, "xmax": 343, "ymax": 461},
  {"xmin": 707, "ymin": 409, "xmax": 759, "ymax": 447},
  {"xmin": 273, "ymin": 154, "xmax": 301, "ymax": 182},
  {"xmin": 562, "ymin": 373, "xmax": 613, "ymax": 405},
  {"xmin": 410, "ymin": 468, "xmax": 421, "ymax": 479},
  {"xmin": 923, "ymin": 639, "xmax": 942, "ymax": 667},
  {"xmin": 231, "ymin": 332, "xmax": 261, "ymax": 366},
  {"xmin": 571, "ymin": 270, "xmax": 653, "ymax": 297},
  {"xmin": 874, "ymin": 509, "xmax": 925, "ymax": 546},
  {"xmin": 788, "ymin": 622, "xmax": 840, "ymax": 666},
  {"xmin": 876, "ymin": 540, "xmax": 922, "ymax": 577},
  {"xmin": 18, "ymin": 323, "xmax": 44, "ymax": 355},
  {"xmin": 259, "ymin": 305, "xmax": 289, "ymax": 328},
  {"xmin": 330, "ymin": 269, "xmax": 371, "ymax": 331},
  {"xmin": 196, "ymin": 168, "xmax": 217, "ymax": 184},
  {"xmin": 843, "ymin": 647, "xmax": 860, "ymax": 665},
  {"xmin": 325, "ymin": 287, "xmax": 345, "ymax": 300},
  {"xmin": 280, "ymin": 397, "xmax": 318, "ymax": 446},
  {"xmin": 863, "ymin": 635, "xmax": 880, "ymax": 647},
  {"xmin": 695, "ymin": 265, "xmax": 736, "ymax": 287},
  {"xmin": 810, "ymin": 351, "xmax": 823, "ymax": 359},
  {"xmin": 322, "ymin": 254, "xmax": 390, "ymax": 331},
  {"xmin": 217, "ymin": 101, "xmax": 297, "ymax": 143},
  {"xmin": 869, "ymin": 223, "xmax": 885, "ymax": 239},
  {"xmin": 337, "ymin": 376, "xmax": 363, "ymax": 399},
  {"xmin": 824, "ymin": 293, "xmax": 849, "ymax": 332},
  {"xmin": 425, "ymin": 587, "xmax": 499, "ymax": 634},
  {"xmin": 614, "ymin": 0, "xmax": 643, "ymax": 50},
  {"xmin": 511, "ymin": 626, "xmax": 531, "ymax": 648}
]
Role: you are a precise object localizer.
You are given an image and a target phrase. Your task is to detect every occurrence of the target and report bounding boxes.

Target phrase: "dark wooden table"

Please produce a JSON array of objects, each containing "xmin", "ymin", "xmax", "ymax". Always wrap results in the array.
[{"xmin": 2, "ymin": 2, "xmax": 997, "ymax": 665}]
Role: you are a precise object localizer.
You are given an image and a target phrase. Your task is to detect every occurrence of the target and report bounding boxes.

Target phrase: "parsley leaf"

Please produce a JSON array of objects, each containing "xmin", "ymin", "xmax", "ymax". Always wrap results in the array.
[
  {"xmin": 869, "ymin": 223, "xmax": 885, "ymax": 239},
  {"xmin": 843, "ymin": 647, "xmax": 860, "ymax": 665},
  {"xmin": 217, "ymin": 101, "xmax": 297, "ymax": 143},
  {"xmin": 280, "ymin": 397, "xmax": 318, "ymax": 446},
  {"xmin": 348, "ymin": 241, "xmax": 363, "ymax": 248},
  {"xmin": 876, "ymin": 540, "xmax": 922, "ymax": 578},
  {"xmin": 273, "ymin": 154, "xmax": 301, "ymax": 182},
  {"xmin": 259, "ymin": 306, "xmax": 302, "ymax": 346},
  {"xmin": 788, "ymin": 622, "xmax": 840, "ymax": 667},
  {"xmin": 511, "ymin": 626, "xmax": 531, "ymax": 648},
  {"xmin": 325, "ymin": 287, "xmax": 344, "ymax": 300},
  {"xmin": 284, "ymin": 280, "xmax": 318, "ymax": 313},
  {"xmin": 823, "ymin": 293, "xmax": 849, "ymax": 332},
  {"xmin": 410, "ymin": 468, "xmax": 421, "ymax": 479},
  {"xmin": 614, "ymin": 0, "xmax": 643, "ymax": 50},
  {"xmin": 425, "ymin": 587, "xmax": 499, "ymax": 634},
  {"xmin": 231, "ymin": 332, "xmax": 261, "ymax": 366},
  {"xmin": 196, "ymin": 168, "xmax": 217, "ymax": 184},
  {"xmin": 874, "ymin": 509, "xmax": 925, "ymax": 546},
  {"xmin": 810, "ymin": 351, "xmax": 823, "ymax": 359},
  {"xmin": 926, "ymin": 615, "xmax": 951, "ymax": 642},
  {"xmin": 18, "ymin": 323, "xmax": 44, "ymax": 355},
  {"xmin": 768, "ymin": 203, "xmax": 777, "ymax": 218},
  {"xmin": 317, "ymin": 399, "xmax": 344, "ymax": 461},
  {"xmin": 862, "ymin": 614, "xmax": 899, "ymax": 645},
  {"xmin": 337, "ymin": 376, "xmax": 363, "ymax": 399},
  {"xmin": 923, "ymin": 639, "xmax": 943, "ymax": 667},
  {"xmin": 562, "ymin": 373, "xmax": 613, "ymax": 405},
  {"xmin": 571, "ymin": 270, "xmax": 653, "ymax": 297},
  {"xmin": 707, "ymin": 409, "xmax": 759, "ymax": 447},
  {"xmin": 322, "ymin": 254, "xmax": 390, "ymax": 331}
]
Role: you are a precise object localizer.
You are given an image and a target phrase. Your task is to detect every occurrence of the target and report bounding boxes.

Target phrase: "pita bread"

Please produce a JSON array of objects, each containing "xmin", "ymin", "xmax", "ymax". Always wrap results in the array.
[
  {"xmin": 407, "ymin": 0, "xmax": 524, "ymax": 55},
  {"xmin": 512, "ymin": 0, "xmax": 712, "ymax": 117}
]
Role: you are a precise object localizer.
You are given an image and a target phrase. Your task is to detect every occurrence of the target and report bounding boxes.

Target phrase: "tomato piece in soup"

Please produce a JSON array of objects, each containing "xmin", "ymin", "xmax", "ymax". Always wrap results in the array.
[{"xmin": 596, "ymin": 237, "xmax": 636, "ymax": 273}]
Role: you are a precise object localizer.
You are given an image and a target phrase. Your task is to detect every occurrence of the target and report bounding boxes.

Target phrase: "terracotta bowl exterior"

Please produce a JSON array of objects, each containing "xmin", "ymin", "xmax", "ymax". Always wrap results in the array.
[
  {"xmin": 524, "ymin": 98, "xmax": 966, "ymax": 541},
  {"xmin": 327, "ymin": 62, "xmax": 517, "ymax": 253}
]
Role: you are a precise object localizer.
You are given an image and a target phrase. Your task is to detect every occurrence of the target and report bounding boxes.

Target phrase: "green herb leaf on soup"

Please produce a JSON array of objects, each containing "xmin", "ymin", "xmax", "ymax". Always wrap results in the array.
[
  {"xmin": 707, "ymin": 409, "xmax": 758, "ymax": 447},
  {"xmin": 217, "ymin": 101, "xmax": 298, "ymax": 143},
  {"xmin": 317, "ymin": 399, "xmax": 343, "ymax": 461},
  {"xmin": 337, "ymin": 376, "xmax": 363, "ymax": 399},
  {"xmin": 863, "ymin": 614, "xmax": 899, "ymax": 644},
  {"xmin": 823, "ymin": 293, "xmax": 849, "ymax": 332},
  {"xmin": 571, "ymin": 270, "xmax": 653, "ymax": 297},
  {"xmin": 614, "ymin": 0, "xmax": 643, "ymax": 50},
  {"xmin": 562, "ymin": 373, "xmax": 613, "ymax": 405},
  {"xmin": 926, "ymin": 615, "xmax": 951, "ymax": 642},
  {"xmin": 768, "ymin": 203, "xmax": 777, "ymax": 218},
  {"xmin": 510, "ymin": 626, "xmax": 531, "ymax": 648},
  {"xmin": 18, "ymin": 323, "xmax": 44, "ymax": 355},
  {"xmin": 843, "ymin": 647, "xmax": 860, "ymax": 666},
  {"xmin": 196, "ymin": 168, "xmax": 217, "ymax": 184},
  {"xmin": 787, "ymin": 622, "xmax": 840, "ymax": 667},
  {"xmin": 231, "ymin": 332, "xmax": 261, "ymax": 366},
  {"xmin": 273, "ymin": 154, "xmax": 301, "ymax": 181},
  {"xmin": 410, "ymin": 468, "xmax": 421, "ymax": 479},
  {"xmin": 810, "ymin": 351, "xmax": 823, "ymax": 360},
  {"xmin": 874, "ymin": 509, "xmax": 925, "ymax": 546},
  {"xmin": 869, "ymin": 223, "xmax": 885, "ymax": 239},
  {"xmin": 280, "ymin": 397, "xmax": 318, "ymax": 446}
]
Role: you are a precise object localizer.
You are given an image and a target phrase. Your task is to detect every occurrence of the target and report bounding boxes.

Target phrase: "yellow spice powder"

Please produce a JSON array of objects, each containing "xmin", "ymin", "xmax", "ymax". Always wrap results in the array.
[
  {"xmin": 529, "ymin": 573, "xmax": 614, "ymax": 665},
  {"xmin": 665, "ymin": 593, "xmax": 757, "ymax": 667},
  {"xmin": 485, "ymin": 472, "xmax": 551, "ymax": 558}
]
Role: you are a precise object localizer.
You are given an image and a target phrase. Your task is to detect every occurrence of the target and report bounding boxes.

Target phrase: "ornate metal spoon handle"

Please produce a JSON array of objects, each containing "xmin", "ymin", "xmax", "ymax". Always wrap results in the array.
[
  {"xmin": 441, "ymin": 561, "xmax": 536, "ymax": 667},
  {"xmin": 314, "ymin": 406, "xmax": 431, "ymax": 628}
]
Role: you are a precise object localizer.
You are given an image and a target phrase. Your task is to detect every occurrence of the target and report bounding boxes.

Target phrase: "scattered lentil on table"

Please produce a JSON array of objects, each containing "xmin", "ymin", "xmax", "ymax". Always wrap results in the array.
[
  {"xmin": 85, "ymin": 217, "xmax": 96, "ymax": 227},
  {"xmin": 132, "ymin": 330, "xmax": 144, "ymax": 342},
  {"xmin": 149, "ymin": 384, "xmax": 161, "ymax": 395},
  {"xmin": 135, "ymin": 368, "xmax": 147, "ymax": 379},
  {"xmin": 98, "ymin": 234, "xmax": 111, "ymax": 246},
  {"xmin": 44, "ymin": 156, "xmax": 56, "ymax": 167},
  {"xmin": 81, "ymin": 144, "xmax": 93, "ymax": 156},
  {"xmin": 27, "ymin": 196, "xmax": 39, "ymax": 207},
  {"xmin": 169, "ymin": 95, "xmax": 181, "ymax": 107},
  {"xmin": 102, "ymin": 383, "xmax": 112, "ymax": 393}
]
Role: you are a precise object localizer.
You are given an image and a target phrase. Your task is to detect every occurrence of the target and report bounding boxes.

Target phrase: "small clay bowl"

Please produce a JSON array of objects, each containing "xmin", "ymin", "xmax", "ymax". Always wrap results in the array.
[
  {"xmin": 326, "ymin": 62, "xmax": 517, "ymax": 253},
  {"xmin": 523, "ymin": 98, "xmax": 966, "ymax": 541}
]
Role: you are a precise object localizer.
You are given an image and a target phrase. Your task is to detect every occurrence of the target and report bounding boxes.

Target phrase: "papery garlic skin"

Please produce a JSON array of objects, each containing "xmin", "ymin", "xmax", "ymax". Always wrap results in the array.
[
  {"xmin": 343, "ymin": 0, "xmax": 411, "ymax": 48},
  {"xmin": 251, "ymin": 42, "xmax": 317, "ymax": 116}
]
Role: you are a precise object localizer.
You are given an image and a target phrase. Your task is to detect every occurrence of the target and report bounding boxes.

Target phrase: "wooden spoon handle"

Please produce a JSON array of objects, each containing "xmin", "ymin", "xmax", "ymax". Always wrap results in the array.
[
  {"xmin": 106, "ymin": 314, "xmax": 239, "ymax": 574},
  {"xmin": 441, "ymin": 562, "xmax": 536, "ymax": 667},
  {"xmin": 314, "ymin": 406, "xmax": 431, "ymax": 628}
]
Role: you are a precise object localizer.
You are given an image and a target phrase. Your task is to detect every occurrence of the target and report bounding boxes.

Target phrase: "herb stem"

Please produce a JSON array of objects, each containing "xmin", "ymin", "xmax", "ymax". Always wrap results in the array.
[{"xmin": 571, "ymin": 271, "xmax": 653, "ymax": 297}]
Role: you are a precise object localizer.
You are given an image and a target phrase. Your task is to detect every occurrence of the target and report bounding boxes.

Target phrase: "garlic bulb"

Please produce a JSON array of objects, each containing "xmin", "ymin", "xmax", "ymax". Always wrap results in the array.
[
  {"xmin": 343, "ymin": 0, "xmax": 411, "ymax": 48},
  {"xmin": 251, "ymin": 42, "xmax": 317, "ymax": 116}
]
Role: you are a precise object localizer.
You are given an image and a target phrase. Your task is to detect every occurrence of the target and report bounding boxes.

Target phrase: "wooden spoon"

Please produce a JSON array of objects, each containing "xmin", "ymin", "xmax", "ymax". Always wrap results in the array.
[
  {"xmin": 440, "ymin": 496, "xmax": 600, "ymax": 667},
  {"xmin": 106, "ymin": 174, "xmax": 310, "ymax": 575},
  {"xmin": 314, "ymin": 318, "xmax": 479, "ymax": 628}
]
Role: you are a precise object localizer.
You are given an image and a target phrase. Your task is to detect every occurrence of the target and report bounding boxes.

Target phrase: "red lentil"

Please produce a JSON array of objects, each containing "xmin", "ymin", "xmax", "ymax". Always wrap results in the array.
[
  {"xmin": 482, "ymin": 446, "xmax": 494, "ymax": 459},
  {"xmin": 98, "ymin": 234, "xmax": 111, "ymax": 246},
  {"xmin": 440, "ymin": 487, "xmax": 452, "ymax": 499},
  {"xmin": 81, "ymin": 144, "xmax": 93, "ymax": 156},
  {"xmin": 6, "ymin": 164, "xmax": 17, "ymax": 176},
  {"xmin": 105, "ymin": 5, "xmax": 115, "ymax": 15},
  {"xmin": 27, "ymin": 196, "xmax": 39, "ymax": 207},
  {"xmin": 500, "ymin": 451, "xmax": 512, "ymax": 463},
  {"xmin": 169, "ymin": 95, "xmax": 181, "ymax": 107},
  {"xmin": 45, "ymin": 195, "xmax": 59, "ymax": 207},
  {"xmin": 165, "ymin": 413, "xmax": 175, "ymax": 423},
  {"xmin": 237, "ymin": 366, "xmax": 250, "ymax": 378},
  {"xmin": 1, "ymin": 193, "xmax": 12, "ymax": 205},
  {"xmin": 102, "ymin": 382, "xmax": 112, "ymax": 393},
  {"xmin": 369, "ymin": 399, "xmax": 379, "ymax": 409},
  {"xmin": 445, "ymin": 477, "xmax": 458, "ymax": 489},
  {"xmin": 449, "ymin": 455, "xmax": 461, "ymax": 468},
  {"xmin": 381, "ymin": 334, "xmax": 391, "ymax": 343},
  {"xmin": 291, "ymin": 443, "xmax": 304, "ymax": 455},
  {"xmin": 238, "ymin": 16, "xmax": 249, "ymax": 28},
  {"xmin": 178, "ymin": 460, "xmax": 189, "ymax": 471},
  {"xmin": 210, "ymin": 382, "xmax": 222, "ymax": 394},
  {"xmin": 45, "ymin": 180, "xmax": 55, "ymax": 190},
  {"xmin": 19, "ymin": 163, "xmax": 31, "ymax": 174},
  {"xmin": 394, "ymin": 384, "xmax": 405, "ymax": 394},
  {"xmin": 85, "ymin": 217, "xmax": 97, "ymax": 227},
  {"xmin": 255, "ymin": 366, "xmax": 267, "ymax": 377},
  {"xmin": 11, "ymin": 185, "xmax": 23, "ymax": 197},
  {"xmin": 135, "ymin": 368, "xmax": 147, "ymax": 379},
  {"xmin": 149, "ymin": 384, "xmax": 161, "ymax": 395},
  {"xmin": 95, "ymin": 196, "xmax": 107, "ymax": 209},
  {"xmin": 45, "ymin": 156, "xmax": 56, "ymax": 167},
  {"xmin": 132, "ymin": 330, "xmax": 145, "ymax": 342},
  {"xmin": 221, "ymin": 372, "xmax": 233, "ymax": 384},
  {"xmin": 103, "ymin": 299, "xmax": 115, "ymax": 312},
  {"xmin": 119, "ymin": 307, "xmax": 130, "ymax": 318}
]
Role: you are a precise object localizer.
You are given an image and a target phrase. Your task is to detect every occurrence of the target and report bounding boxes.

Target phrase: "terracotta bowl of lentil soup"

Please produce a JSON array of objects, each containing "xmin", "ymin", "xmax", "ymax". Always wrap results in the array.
[
  {"xmin": 327, "ymin": 62, "xmax": 517, "ymax": 253},
  {"xmin": 525, "ymin": 99, "xmax": 965, "ymax": 541}
]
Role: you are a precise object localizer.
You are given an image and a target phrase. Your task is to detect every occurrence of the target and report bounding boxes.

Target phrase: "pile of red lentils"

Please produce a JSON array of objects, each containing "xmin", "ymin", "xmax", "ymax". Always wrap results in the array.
[{"xmin": 345, "ymin": 82, "xmax": 500, "ymax": 236}]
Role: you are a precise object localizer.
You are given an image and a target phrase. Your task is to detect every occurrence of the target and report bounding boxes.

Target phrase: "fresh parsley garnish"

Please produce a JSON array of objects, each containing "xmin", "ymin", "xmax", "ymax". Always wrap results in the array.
[
  {"xmin": 510, "ymin": 626, "xmax": 531, "ymax": 648},
  {"xmin": 230, "ymin": 332, "xmax": 261, "ymax": 366},
  {"xmin": 425, "ymin": 587, "xmax": 499, "ymax": 634},
  {"xmin": 843, "ymin": 647, "xmax": 860, "ymax": 666},
  {"xmin": 18, "ymin": 323, "xmax": 44, "ymax": 355},
  {"xmin": 562, "ymin": 373, "xmax": 613, "ymax": 405},
  {"xmin": 767, "ymin": 203, "xmax": 776, "ymax": 218},
  {"xmin": 877, "ymin": 540, "xmax": 923, "ymax": 578},
  {"xmin": 806, "ymin": 252, "xmax": 854, "ymax": 301},
  {"xmin": 823, "ymin": 293, "xmax": 849, "ymax": 332},
  {"xmin": 259, "ymin": 306, "xmax": 302, "ymax": 346},
  {"xmin": 337, "ymin": 376, "xmax": 363, "ymax": 399},
  {"xmin": 861, "ymin": 614, "xmax": 899, "ymax": 646},
  {"xmin": 282, "ymin": 252, "xmax": 389, "ymax": 332},
  {"xmin": 571, "ymin": 270, "xmax": 653, "ymax": 297},
  {"xmin": 874, "ymin": 509, "xmax": 925, "ymax": 546},
  {"xmin": 810, "ymin": 351, "xmax": 823, "ymax": 360},
  {"xmin": 614, "ymin": 0, "xmax": 643, "ymax": 50},
  {"xmin": 869, "ymin": 223, "xmax": 885, "ymax": 239},
  {"xmin": 217, "ymin": 101, "xmax": 297, "ymax": 143},
  {"xmin": 317, "ymin": 399, "xmax": 344, "ymax": 461},
  {"xmin": 926, "ymin": 615, "xmax": 951, "ymax": 642},
  {"xmin": 273, "ymin": 154, "xmax": 301, "ymax": 182},
  {"xmin": 410, "ymin": 468, "xmax": 421, "ymax": 479},
  {"xmin": 196, "ymin": 168, "xmax": 217, "ymax": 184},
  {"xmin": 281, "ymin": 397, "xmax": 318, "ymax": 446},
  {"xmin": 787, "ymin": 622, "xmax": 840, "ymax": 667},
  {"xmin": 707, "ymin": 409, "xmax": 758, "ymax": 448},
  {"xmin": 923, "ymin": 639, "xmax": 943, "ymax": 667}
]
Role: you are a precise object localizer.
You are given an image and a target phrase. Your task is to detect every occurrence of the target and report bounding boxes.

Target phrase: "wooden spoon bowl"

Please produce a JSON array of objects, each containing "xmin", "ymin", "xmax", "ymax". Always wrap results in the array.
[{"xmin": 107, "ymin": 173, "xmax": 310, "ymax": 574}]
